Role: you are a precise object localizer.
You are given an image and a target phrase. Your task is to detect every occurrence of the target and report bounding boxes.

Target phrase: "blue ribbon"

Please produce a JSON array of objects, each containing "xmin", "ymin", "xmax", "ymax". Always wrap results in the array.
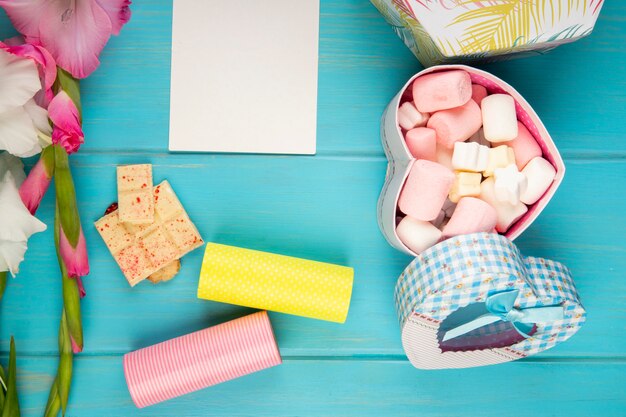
[{"xmin": 442, "ymin": 290, "xmax": 565, "ymax": 342}]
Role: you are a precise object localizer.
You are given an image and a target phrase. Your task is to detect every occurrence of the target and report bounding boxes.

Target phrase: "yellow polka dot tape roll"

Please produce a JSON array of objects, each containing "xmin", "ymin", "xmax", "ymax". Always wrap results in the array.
[{"xmin": 198, "ymin": 243, "xmax": 354, "ymax": 323}]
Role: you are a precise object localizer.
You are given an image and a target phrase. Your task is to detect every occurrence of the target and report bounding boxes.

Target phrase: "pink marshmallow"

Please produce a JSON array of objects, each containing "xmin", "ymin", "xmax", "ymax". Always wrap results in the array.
[
  {"xmin": 398, "ymin": 160, "xmax": 455, "ymax": 221},
  {"xmin": 442, "ymin": 197, "xmax": 497, "ymax": 238},
  {"xmin": 412, "ymin": 70, "xmax": 472, "ymax": 113},
  {"xmin": 503, "ymin": 122, "xmax": 543, "ymax": 170},
  {"xmin": 405, "ymin": 128, "xmax": 437, "ymax": 161},
  {"xmin": 471, "ymin": 84, "xmax": 488, "ymax": 106},
  {"xmin": 427, "ymin": 99, "xmax": 482, "ymax": 149}
]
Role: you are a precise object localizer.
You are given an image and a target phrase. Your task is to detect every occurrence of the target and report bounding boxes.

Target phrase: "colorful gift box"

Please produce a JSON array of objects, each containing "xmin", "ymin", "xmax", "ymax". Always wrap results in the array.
[
  {"xmin": 395, "ymin": 233, "xmax": 585, "ymax": 369},
  {"xmin": 378, "ymin": 64, "xmax": 564, "ymax": 257},
  {"xmin": 377, "ymin": 66, "xmax": 585, "ymax": 369},
  {"xmin": 370, "ymin": 0, "xmax": 604, "ymax": 67}
]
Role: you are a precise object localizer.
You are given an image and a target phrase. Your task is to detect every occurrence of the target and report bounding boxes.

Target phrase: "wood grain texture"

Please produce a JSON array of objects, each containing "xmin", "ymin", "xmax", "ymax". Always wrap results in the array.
[
  {"xmin": 0, "ymin": 1, "xmax": 625, "ymax": 416},
  {"xmin": 1, "ymin": 1, "xmax": 625, "ymax": 155},
  {"xmin": 1, "ymin": 156, "xmax": 625, "ymax": 357},
  {"xmin": 3, "ymin": 355, "xmax": 625, "ymax": 417}
]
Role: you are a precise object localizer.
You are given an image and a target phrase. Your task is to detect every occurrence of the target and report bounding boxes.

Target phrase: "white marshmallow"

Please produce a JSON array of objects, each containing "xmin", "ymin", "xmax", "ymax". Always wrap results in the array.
[
  {"xmin": 494, "ymin": 164, "xmax": 528, "ymax": 205},
  {"xmin": 468, "ymin": 128, "xmax": 490, "ymax": 147},
  {"xmin": 481, "ymin": 94, "xmax": 518, "ymax": 143},
  {"xmin": 520, "ymin": 157, "xmax": 556, "ymax": 205},
  {"xmin": 480, "ymin": 177, "xmax": 528, "ymax": 233},
  {"xmin": 484, "ymin": 145, "xmax": 516, "ymax": 177},
  {"xmin": 452, "ymin": 141, "xmax": 489, "ymax": 172},
  {"xmin": 398, "ymin": 102, "xmax": 429, "ymax": 130},
  {"xmin": 396, "ymin": 216, "xmax": 443, "ymax": 254},
  {"xmin": 449, "ymin": 171, "xmax": 482, "ymax": 203}
]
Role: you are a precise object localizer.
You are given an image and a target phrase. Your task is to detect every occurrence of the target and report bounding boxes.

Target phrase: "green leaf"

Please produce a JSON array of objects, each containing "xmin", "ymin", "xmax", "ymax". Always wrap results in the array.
[
  {"xmin": 54, "ymin": 145, "xmax": 80, "ymax": 247},
  {"xmin": 0, "ymin": 272, "xmax": 6, "ymax": 304},
  {"xmin": 1, "ymin": 337, "xmax": 20, "ymax": 417},
  {"xmin": 54, "ymin": 68, "xmax": 82, "ymax": 119},
  {"xmin": 54, "ymin": 204, "xmax": 83, "ymax": 351},
  {"xmin": 57, "ymin": 312, "xmax": 73, "ymax": 415},
  {"xmin": 44, "ymin": 377, "xmax": 61, "ymax": 417}
]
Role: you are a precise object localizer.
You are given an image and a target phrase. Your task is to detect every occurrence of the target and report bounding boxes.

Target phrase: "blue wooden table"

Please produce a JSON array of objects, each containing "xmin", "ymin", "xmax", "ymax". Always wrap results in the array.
[{"xmin": 1, "ymin": 1, "xmax": 625, "ymax": 416}]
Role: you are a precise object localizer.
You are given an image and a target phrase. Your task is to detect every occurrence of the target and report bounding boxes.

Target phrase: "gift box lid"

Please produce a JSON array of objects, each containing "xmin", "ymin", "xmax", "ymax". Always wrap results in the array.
[
  {"xmin": 394, "ymin": 233, "xmax": 586, "ymax": 369},
  {"xmin": 371, "ymin": 0, "xmax": 604, "ymax": 67}
]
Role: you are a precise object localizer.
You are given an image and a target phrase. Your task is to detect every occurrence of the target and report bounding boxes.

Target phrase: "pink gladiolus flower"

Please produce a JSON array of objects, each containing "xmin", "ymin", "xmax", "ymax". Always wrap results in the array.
[
  {"xmin": 19, "ymin": 158, "xmax": 52, "ymax": 215},
  {"xmin": 0, "ymin": 0, "xmax": 132, "ymax": 79},
  {"xmin": 0, "ymin": 38, "xmax": 56, "ymax": 107},
  {"xmin": 59, "ymin": 225, "xmax": 89, "ymax": 282},
  {"xmin": 71, "ymin": 335, "xmax": 83, "ymax": 353},
  {"xmin": 48, "ymin": 91, "xmax": 84, "ymax": 154}
]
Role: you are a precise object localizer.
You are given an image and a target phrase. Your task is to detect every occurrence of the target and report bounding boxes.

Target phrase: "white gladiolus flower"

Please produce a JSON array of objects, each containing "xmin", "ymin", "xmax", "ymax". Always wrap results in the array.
[
  {"xmin": 0, "ymin": 153, "xmax": 47, "ymax": 276},
  {"xmin": 0, "ymin": 48, "xmax": 52, "ymax": 157},
  {"xmin": 0, "ymin": 151, "xmax": 26, "ymax": 185}
]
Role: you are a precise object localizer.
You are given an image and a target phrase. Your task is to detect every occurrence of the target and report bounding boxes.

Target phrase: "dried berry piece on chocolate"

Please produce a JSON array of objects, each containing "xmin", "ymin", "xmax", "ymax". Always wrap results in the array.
[{"xmin": 104, "ymin": 202, "xmax": 118, "ymax": 215}]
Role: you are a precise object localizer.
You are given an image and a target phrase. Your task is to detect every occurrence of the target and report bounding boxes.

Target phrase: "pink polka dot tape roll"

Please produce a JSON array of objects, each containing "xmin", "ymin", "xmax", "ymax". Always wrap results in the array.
[{"xmin": 123, "ymin": 311, "xmax": 282, "ymax": 408}]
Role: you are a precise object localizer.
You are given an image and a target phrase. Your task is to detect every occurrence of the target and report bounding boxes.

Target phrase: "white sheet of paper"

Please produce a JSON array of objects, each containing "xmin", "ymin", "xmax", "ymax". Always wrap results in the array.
[{"xmin": 169, "ymin": 0, "xmax": 319, "ymax": 154}]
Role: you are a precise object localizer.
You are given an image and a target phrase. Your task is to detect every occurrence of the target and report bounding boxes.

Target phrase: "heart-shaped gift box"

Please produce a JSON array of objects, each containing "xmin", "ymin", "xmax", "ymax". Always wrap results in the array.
[
  {"xmin": 395, "ymin": 233, "xmax": 586, "ymax": 369},
  {"xmin": 378, "ymin": 64, "xmax": 565, "ymax": 257},
  {"xmin": 378, "ymin": 66, "xmax": 584, "ymax": 369}
]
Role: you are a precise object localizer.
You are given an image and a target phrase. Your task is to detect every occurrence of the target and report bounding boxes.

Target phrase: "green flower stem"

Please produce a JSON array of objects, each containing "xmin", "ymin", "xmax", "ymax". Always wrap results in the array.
[
  {"xmin": 53, "ymin": 145, "xmax": 80, "ymax": 248},
  {"xmin": 41, "ymin": 145, "xmax": 56, "ymax": 178},
  {"xmin": 1, "ymin": 337, "xmax": 20, "ymax": 417},
  {"xmin": 44, "ymin": 377, "xmax": 60, "ymax": 417},
  {"xmin": 0, "ymin": 272, "xmax": 6, "ymax": 304},
  {"xmin": 57, "ymin": 312, "xmax": 73, "ymax": 415},
  {"xmin": 45, "ymin": 312, "xmax": 73, "ymax": 417},
  {"xmin": 54, "ymin": 203, "xmax": 83, "ymax": 351},
  {"xmin": 54, "ymin": 68, "xmax": 82, "ymax": 119}
]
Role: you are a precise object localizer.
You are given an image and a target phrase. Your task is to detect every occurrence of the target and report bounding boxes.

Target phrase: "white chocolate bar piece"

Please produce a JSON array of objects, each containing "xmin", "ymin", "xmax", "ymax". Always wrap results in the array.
[
  {"xmin": 117, "ymin": 164, "xmax": 154, "ymax": 224},
  {"xmin": 95, "ymin": 180, "xmax": 203, "ymax": 286}
]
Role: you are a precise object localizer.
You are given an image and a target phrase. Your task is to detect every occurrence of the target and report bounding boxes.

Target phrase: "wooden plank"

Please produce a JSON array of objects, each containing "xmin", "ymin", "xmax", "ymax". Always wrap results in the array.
[
  {"xmin": 0, "ymin": 1, "xmax": 624, "ymax": 155},
  {"xmin": 8, "ymin": 355, "xmax": 626, "ymax": 416},
  {"xmin": 1, "ymin": 155, "xmax": 624, "ymax": 357}
]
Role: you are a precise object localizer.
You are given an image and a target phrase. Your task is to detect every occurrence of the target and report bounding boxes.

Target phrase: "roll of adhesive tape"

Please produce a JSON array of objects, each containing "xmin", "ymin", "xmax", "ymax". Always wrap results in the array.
[
  {"xmin": 124, "ymin": 311, "xmax": 281, "ymax": 408},
  {"xmin": 198, "ymin": 243, "xmax": 354, "ymax": 323}
]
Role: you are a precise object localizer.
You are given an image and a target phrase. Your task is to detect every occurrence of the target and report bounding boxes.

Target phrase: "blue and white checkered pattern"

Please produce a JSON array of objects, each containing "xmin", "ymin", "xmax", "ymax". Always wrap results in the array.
[{"xmin": 395, "ymin": 233, "xmax": 586, "ymax": 357}]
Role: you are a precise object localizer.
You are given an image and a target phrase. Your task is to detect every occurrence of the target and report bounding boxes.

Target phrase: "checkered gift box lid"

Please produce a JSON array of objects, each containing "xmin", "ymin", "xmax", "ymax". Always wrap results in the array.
[{"xmin": 394, "ymin": 232, "xmax": 585, "ymax": 369}]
